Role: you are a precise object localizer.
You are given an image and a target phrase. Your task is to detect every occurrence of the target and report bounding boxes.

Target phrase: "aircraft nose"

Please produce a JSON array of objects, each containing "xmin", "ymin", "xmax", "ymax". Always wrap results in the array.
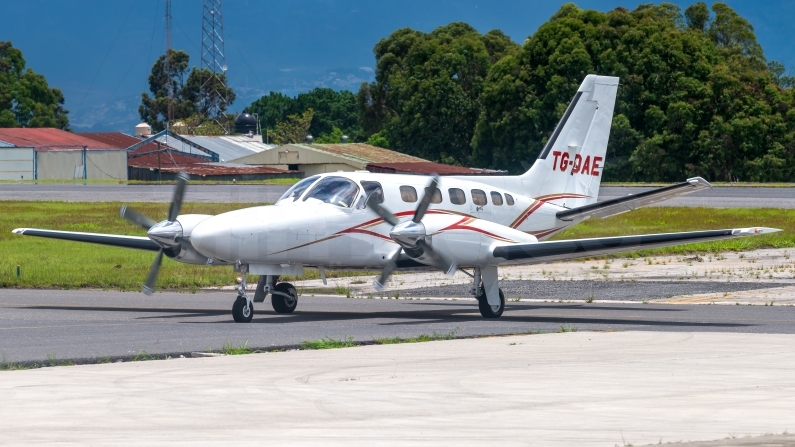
[{"xmin": 190, "ymin": 216, "xmax": 232, "ymax": 260}]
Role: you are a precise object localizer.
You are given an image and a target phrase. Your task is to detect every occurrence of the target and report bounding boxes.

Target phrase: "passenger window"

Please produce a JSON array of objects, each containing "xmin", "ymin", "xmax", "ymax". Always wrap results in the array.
[
  {"xmin": 400, "ymin": 185, "xmax": 418, "ymax": 203},
  {"xmin": 425, "ymin": 186, "xmax": 442, "ymax": 204},
  {"xmin": 505, "ymin": 193, "xmax": 515, "ymax": 206},
  {"xmin": 448, "ymin": 188, "xmax": 466, "ymax": 205},
  {"xmin": 361, "ymin": 181, "xmax": 383, "ymax": 204},
  {"xmin": 491, "ymin": 191, "xmax": 503, "ymax": 206},
  {"xmin": 471, "ymin": 189, "xmax": 487, "ymax": 206}
]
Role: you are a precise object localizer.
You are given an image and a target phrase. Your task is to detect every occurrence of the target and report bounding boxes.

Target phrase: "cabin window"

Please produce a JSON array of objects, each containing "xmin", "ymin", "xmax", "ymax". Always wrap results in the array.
[
  {"xmin": 448, "ymin": 188, "xmax": 466, "ymax": 205},
  {"xmin": 276, "ymin": 175, "xmax": 320, "ymax": 204},
  {"xmin": 505, "ymin": 193, "xmax": 515, "ymax": 206},
  {"xmin": 491, "ymin": 191, "xmax": 503, "ymax": 206},
  {"xmin": 361, "ymin": 181, "xmax": 384, "ymax": 204},
  {"xmin": 302, "ymin": 176, "xmax": 360, "ymax": 208},
  {"xmin": 471, "ymin": 189, "xmax": 487, "ymax": 206},
  {"xmin": 425, "ymin": 186, "xmax": 442, "ymax": 204},
  {"xmin": 400, "ymin": 185, "xmax": 418, "ymax": 202}
]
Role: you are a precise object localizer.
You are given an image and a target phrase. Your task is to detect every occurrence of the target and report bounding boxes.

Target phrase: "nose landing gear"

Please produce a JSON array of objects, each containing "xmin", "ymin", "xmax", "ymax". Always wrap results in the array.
[{"xmin": 231, "ymin": 267, "xmax": 299, "ymax": 322}]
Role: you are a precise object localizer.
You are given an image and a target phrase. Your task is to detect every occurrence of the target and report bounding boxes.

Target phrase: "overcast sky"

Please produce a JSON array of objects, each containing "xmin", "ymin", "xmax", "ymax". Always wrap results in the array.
[{"xmin": 5, "ymin": 0, "xmax": 794, "ymax": 133}]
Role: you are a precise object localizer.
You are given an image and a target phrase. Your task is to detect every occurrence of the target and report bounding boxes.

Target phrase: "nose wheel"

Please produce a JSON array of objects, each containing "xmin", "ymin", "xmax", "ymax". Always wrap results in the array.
[{"xmin": 232, "ymin": 296, "xmax": 253, "ymax": 323}]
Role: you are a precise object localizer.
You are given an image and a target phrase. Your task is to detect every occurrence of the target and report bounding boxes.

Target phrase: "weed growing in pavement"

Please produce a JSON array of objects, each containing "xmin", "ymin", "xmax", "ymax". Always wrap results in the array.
[
  {"xmin": 222, "ymin": 341, "xmax": 258, "ymax": 355},
  {"xmin": 132, "ymin": 350, "xmax": 160, "ymax": 362},
  {"xmin": 585, "ymin": 294, "xmax": 595, "ymax": 303},
  {"xmin": 373, "ymin": 329, "xmax": 458, "ymax": 345},
  {"xmin": 557, "ymin": 324, "xmax": 578, "ymax": 333},
  {"xmin": 300, "ymin": 336, "xmax": 356, "ymax": 350}
]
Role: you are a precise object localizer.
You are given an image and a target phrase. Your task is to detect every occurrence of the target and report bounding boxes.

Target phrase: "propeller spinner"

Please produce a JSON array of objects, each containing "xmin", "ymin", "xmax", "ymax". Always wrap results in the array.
[
  {"xmin": 119, "ymin": 172, "xmax": 189, "ymax": 295},
  {"xmin": 367, "ymin": 175, "xmax": 456, "ymax": 291}
]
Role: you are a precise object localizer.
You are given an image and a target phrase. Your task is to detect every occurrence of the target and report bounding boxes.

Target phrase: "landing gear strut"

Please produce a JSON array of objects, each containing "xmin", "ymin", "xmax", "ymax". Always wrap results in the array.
[
  {"xmin": 470, "ymin": 266, "xmax": 505, "ymax": 318},
  {"xmin": 232, "ymin": 264, "xmax": 253, "ymax": 323}
]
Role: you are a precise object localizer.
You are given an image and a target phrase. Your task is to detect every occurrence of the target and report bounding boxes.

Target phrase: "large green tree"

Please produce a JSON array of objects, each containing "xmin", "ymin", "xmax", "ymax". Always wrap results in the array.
[
  {"xmin": 245, "ymin": 88, "xmax": 361, "ymax": 142},
  {"xmin": 0, "ymin": 41, "xmax": 69, "ymax": 129},
  {"xmin": 357, "ymin": 24, "xmax": 520, "ymax": 165},
  {"xmin": 471, "ymin": 2, "xmax": 795, "ymax": 181},
  {"xmin": 139, "ymin": 49, "xmax": 235, "ymax": 132}
]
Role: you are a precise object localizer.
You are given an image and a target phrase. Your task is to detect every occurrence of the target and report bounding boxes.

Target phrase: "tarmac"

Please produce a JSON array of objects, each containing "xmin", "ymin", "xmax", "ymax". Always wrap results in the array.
[{"xmin": 2, "ymin": 331, "xmax": 794, "ymax": 446}]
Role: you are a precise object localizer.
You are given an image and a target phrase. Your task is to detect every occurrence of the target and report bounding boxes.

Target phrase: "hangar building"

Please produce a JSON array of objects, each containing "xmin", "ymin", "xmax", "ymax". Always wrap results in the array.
[{"xmin": 0, "ymin": 128, "xmax": 127, "ymax": 181}]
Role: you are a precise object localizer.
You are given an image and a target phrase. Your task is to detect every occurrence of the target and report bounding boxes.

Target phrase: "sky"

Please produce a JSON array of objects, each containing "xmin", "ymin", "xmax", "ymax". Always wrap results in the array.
[{"xmin": 4, "ymin": 0, "xmax": 795, "ymax": 133}]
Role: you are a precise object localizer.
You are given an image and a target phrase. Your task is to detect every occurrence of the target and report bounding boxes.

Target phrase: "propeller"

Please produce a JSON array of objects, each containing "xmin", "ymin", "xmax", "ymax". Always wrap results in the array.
[
  {"xmin": 119, "ymin": 172, "xmax": 189, "ymax": 295},
  {"xmin": 367, "ymin": 175, "xmax": 456, "ymax": 291}
]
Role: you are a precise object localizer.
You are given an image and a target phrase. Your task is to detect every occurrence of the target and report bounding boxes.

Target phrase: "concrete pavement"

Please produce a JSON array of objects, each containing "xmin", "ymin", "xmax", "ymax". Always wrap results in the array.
[{"xmin": 2, "ymin": 331, "xmax": 794, "ymax": 446}]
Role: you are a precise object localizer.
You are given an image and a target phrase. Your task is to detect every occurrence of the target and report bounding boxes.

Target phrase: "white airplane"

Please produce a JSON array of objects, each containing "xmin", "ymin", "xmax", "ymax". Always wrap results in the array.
[{"xmin": 13, "ymin": 75, "xmax": 779, "ymax": 322}]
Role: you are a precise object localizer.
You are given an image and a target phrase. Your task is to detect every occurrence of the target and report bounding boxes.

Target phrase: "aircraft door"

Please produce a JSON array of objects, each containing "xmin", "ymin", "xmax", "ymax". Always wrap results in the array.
[{"xmin": 469, "ymin": 188, "xmax": 491, "ymax": 221}]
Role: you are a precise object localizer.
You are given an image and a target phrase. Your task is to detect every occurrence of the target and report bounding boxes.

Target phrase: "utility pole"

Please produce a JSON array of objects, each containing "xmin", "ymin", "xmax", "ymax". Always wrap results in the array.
[
  {"xmin": 200, "ymin": 0, "xmax": 229, "ymax": 132},
  {"xmin": 165, "ymin": 0, "xmax": 174, "ymax": 124}
]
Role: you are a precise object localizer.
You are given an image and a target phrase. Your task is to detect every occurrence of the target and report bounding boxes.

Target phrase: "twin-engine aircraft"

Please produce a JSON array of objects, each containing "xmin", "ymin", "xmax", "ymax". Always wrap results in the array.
[{"xmin": 13, "ymin": 75, "xmax": 778, "ymax": 322}]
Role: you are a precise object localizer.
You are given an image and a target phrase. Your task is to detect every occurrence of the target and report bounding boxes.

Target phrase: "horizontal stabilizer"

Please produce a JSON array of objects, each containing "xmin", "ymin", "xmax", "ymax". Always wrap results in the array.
[
  {"xmin": 12, "ymin": 228, "xmax": 160, "ymax": 252},
  {"xmin": 556, "ymin": 177, "xmax": 711, "ymax": 221},
  {"xmin": 493, "ymin": 227, "xmax": 779, "ymax": 263}
]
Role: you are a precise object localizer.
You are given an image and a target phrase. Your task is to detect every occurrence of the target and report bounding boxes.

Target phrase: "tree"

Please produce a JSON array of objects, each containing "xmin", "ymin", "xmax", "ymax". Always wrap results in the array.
[
  {"xmin": 139, "ymin": 49, "xmax": 235, "ymax": 132},
  {"xmin": 471, "ymin": 3, "xmax": 795, "ymax": 181},
  {"xmin": 0, "ymin": 41, "xmax": 69, "ymax": 129},
  {"xmin": 357, "ymin": 23, "xmax": 519, "ymax": 165},
  {"xmin": 245, "ymin": 88, "xmax": 361, "ymax": 142},
  {"xmin": 268, "ymin": 109, "xmax": 314, "ymax": 145}
]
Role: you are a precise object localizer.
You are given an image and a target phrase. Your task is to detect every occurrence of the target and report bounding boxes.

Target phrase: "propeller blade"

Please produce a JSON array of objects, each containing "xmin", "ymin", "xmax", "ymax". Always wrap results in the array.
[
  {"xmin": 119, "ymin": 205, "xmax": 158, "ymax": 230},
  {"xmin": 416, "ymin": 239, "xmax": 457, "ymax": 277},
  {"xmin": 167, "ymin": 172, "xmax": 189, "ymax": 222},
  {"xmin": 374, "ymin": 248, "xmax": 402, "ymax": 291},
  {"xmin": 413, "ymin": 175, "xmax": 439, "ymax": 224},
  {"xmin": 367, "ymin": 192, "xmax": 400, "ymax": 226},
  {"xmin": 142, "ymin": 249, "xmax": 164, "ymax": 296}
]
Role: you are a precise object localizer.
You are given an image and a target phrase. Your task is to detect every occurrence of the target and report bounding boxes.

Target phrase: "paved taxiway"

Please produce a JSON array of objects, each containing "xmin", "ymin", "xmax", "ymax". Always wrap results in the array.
[
  {"xmin": 1, "ymin": 183, "xmax": 794, "ymax": 207},
  {"xmin": 2, "ymin": 331, "xmax": 794, "ymax": 446},
  {"xmin": 2, "ymin": 283, "xmax": 795, "ymax": 363}
]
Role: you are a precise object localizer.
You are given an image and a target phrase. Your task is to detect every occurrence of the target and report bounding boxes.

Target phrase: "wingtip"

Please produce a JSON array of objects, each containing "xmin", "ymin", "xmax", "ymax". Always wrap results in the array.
[
  {"xmin": 734, "ymin": 227, "xmax": 781, "ymax": 236},
  {"xmin": 11, "ymin": 228, "xmax": 26, "ymax": 235}
]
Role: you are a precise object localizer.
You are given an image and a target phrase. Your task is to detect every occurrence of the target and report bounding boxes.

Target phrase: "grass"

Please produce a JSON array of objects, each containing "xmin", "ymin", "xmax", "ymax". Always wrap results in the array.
[
  {"xmin": 300, "ymin": 336, "xmax": 356, "ymax": 350},
  {"xmin": 2, "ymin": 202, "xmax": 793, "ymax": 290},
  {"xmin": 373, "ymin": 329, "xmax": 458, "ymax": 344},
  {"xmin": 221, "ymin": 341, "xmax": 257, "ymax": 355},
  {"xmin": 557, "ymin": 324, "xmax": 578, "ymax": 333}
]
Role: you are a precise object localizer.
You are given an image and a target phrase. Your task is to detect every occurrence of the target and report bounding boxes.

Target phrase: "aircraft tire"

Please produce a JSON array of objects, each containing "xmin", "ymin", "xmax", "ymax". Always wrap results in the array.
[
  {"xmin": 477, "ymin": 288, "xmax": 505, "ymax": 318},
  {"xmin": 272, "ymin": 282, "xmax": 298, "ymax": 314},
  {"xmin": 232, "ymin": 296, "xmax": 253, "ymax": 323}
]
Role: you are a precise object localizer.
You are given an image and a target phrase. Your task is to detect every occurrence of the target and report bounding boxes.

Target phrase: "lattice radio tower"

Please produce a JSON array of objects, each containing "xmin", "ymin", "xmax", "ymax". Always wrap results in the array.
[{"xmin": 200, "ymin": 0, "xmax": 228, "ymax": 123}]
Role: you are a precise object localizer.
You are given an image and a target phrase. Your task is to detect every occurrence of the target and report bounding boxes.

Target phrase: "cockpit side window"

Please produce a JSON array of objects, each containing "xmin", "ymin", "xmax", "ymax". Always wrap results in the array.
[
  {"xmin": 302, "ymin": 176, "xmax": 360, "ymax": 208},
  {"xmin": 361, "ymin": 181, "xmax": 384, "ymax": 204},
  {"xmin": 276, "ymin": 175, "xmax": 320, "ymax": 204}
]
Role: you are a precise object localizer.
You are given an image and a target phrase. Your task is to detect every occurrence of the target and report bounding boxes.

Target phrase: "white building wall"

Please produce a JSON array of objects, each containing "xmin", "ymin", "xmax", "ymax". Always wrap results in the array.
[
  {"xmin": 0, "ymin": 147, "xmax": 34, "ymax": 180},
  {"xmin": 37, "ymin": 150, "xmax": 128, "ymax": 180}
]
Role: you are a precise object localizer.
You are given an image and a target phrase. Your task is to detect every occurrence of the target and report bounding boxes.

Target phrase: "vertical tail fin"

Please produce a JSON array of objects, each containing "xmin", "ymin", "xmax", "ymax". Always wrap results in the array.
[{"xmin": 521, "ymin": 75, "xmax": 619, "ymax": 208}]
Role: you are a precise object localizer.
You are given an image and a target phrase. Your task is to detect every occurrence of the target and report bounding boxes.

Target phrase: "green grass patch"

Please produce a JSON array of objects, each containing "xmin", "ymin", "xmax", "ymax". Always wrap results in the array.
[
  {"xmin": 557, "ymin": 324, "xmax": 578, "ymax": 333},
  {"xmin": 373, "ymin": 329, "xmax": 458, "ymax": 344},
  {"xmin": 300, "ymin": 336, "xmax": 356, "ymax": 350},
  {"xmin": 1, "ymin": 203, "xmax": 792, "ymax": 290},
  {"xmin": 221, "ymin": 341, "xmax": 257, "ymax": 355}
]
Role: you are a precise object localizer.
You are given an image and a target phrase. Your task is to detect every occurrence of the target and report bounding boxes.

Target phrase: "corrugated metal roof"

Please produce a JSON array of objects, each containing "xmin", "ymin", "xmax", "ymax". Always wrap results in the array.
[
  {"xmin": 134, "ymin": 162, "xmax": 295, "ymax": 176},
  {"xmin": 289, "ymin": 143, "xmax": 427, "ymax": 164},
  {"xmin": 0, "ymin": 139, "xmax": 14, "ymax": 147},
  {"xmin": 80, "ymin": 132, "xmax": 209, "ymax": 162},
  {"xmin": 0, "ymin": 128, "xmax": 122, "ymax": 150},
  {"xmin": 172, "ymin": 135, "xmax": 276, "ymax": 162},
  {"xmin": 366, "ymin": 162, "xmax": 504, "ymax": 176}
]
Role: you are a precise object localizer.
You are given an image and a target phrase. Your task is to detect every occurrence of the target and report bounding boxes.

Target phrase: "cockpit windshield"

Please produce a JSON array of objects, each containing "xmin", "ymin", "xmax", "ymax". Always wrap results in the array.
[
  {"xmin": 276, "ymin": 176, "xmax": 320, "ymax": 205},
  {"xmin": 302, "ymin": 176, "xmax": 360, "ymax": 208}
]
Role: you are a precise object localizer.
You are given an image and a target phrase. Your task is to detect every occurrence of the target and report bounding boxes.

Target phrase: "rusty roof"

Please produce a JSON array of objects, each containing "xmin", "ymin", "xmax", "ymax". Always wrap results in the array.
[
  {"xmin": 288, "ymin": 143, "xmax": 427, "ymax": 164},
  {"xmin": 0, "ymin": 128, "xmax": 124, "ymax": 150},
  {"xmin": 366, "ymin": 162, "xmax": 504, "ymax": 176},
  {"xmin": 130, "ymin": 160, "xmax": 294, "ymax": 176}
]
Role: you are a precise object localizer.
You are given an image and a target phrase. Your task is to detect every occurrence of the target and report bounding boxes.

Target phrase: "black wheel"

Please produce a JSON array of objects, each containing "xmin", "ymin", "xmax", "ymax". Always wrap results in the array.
[
  {"xmin": 232, "ymin": 296, "xmax": 253, "ymax": 323},
  {"xmin": 272, "ymin": 282, "xmax": 298, "ymax": 314},
  {"xmin": 477, "ymin": 288, "xmax": 505, "ymax": 318}
]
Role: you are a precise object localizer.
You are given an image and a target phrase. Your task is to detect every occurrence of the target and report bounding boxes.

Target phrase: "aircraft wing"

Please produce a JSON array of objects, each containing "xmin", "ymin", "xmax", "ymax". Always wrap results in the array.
[
  {"xmin": 556, "ymin": 177, "xmax": 711, "ymax": 221},
  {"xmin": 492, "ymin": 227, "xmax": 778, "ymax": 264},
  {"xmin": 12, "ymin": 228, "xmax": 160, "ymax": 251}
]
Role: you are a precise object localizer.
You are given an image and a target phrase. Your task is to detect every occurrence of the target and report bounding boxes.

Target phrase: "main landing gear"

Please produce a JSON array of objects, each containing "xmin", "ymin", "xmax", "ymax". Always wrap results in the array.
[
  {"xmin": 231, "ymin": 265, "xmax": 299, "ymax": 323},
  {"xmin": 469, "ymin": 266, "xmax": 505, "ymax": 318}
]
